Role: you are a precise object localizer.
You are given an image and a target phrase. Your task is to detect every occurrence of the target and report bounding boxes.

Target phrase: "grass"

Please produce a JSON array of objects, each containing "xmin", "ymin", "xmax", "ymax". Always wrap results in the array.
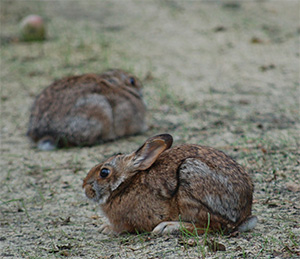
[
  {"xmin": 1, "ymin": 1, "xmax": 299, "ymax": 258},
  {"xmin": 179, "ymin": 221, "xmax": 208, "ymax": 258},
  {"xmin": 175, "ymin": 213, "xmax": 236, "ymax": 258}
]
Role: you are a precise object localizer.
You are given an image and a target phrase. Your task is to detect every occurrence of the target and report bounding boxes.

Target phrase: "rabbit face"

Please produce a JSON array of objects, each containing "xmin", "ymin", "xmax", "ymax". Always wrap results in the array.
[
  {"xmin": 83, "ymin": 135, "xmax": 173, "ymax": 205},
  {"xmin": 83, "ymin": 153, "xmax": 137, "ymax": 204},
  {"xmin": 101, "ymin": 69, "xmax": 143, "ymax": 95}
]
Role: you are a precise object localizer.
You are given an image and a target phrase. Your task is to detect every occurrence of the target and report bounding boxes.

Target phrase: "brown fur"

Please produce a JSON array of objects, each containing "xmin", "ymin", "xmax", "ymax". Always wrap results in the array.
[
  {"xmin": 27, "ymin": 69, "xmax": 147, "ymax": 149},
  {"xmin": 83, "ymin": 134, "xmax": 256, "ymax": 235}
]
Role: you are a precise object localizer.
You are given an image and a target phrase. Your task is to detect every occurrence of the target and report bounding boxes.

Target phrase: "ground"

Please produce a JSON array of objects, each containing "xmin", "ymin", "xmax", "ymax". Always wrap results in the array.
[{"xmin": 0, "ymin": 0, "xmax": 299, "ymax": 258}]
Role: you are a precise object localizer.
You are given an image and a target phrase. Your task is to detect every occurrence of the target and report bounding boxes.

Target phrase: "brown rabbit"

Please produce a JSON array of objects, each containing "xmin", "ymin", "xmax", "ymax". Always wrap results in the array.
[
  {"xmin": 27, "ymin": 69, "xmax": 147, "ymax": 150},
  {"xmin": 83, "ymin": 134, "xmax": 257, "ymax": 235}
]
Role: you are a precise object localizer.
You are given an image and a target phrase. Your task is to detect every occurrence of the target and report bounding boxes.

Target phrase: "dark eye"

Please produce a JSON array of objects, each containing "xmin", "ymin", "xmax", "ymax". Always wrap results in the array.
[
  {"xmin": 129, "ymin": 77, "xmax": 135, "ymax": 86},
  {"xmin": 100, "ymin": 168, "xmax": 110, "ymax": 178}
]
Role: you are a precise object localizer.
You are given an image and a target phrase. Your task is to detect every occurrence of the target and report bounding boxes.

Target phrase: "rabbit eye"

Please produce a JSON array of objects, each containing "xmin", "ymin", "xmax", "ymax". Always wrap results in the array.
[
  {"xmin": 129, "ymin": 77, "xmax": 135, "ymax": 86},
  {"xmin": 100, "ymin": 168, "xmax": 110, "ymax": 178}
]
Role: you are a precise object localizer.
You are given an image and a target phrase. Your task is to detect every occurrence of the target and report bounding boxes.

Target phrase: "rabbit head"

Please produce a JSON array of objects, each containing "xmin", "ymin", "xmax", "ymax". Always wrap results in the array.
[
  {"xmin": 100, "ymin": 69, "xmax": 143, "ymax": 96},
  {"xmin": 83, "ymin": 134, "xmax": 173, "ymax": 205}
]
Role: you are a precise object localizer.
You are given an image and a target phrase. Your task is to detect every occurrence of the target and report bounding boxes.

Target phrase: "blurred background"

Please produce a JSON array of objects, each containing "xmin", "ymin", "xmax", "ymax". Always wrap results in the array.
[{"xmin": 1, "ymin": 1, "xmax": 299, "ymax": 258}]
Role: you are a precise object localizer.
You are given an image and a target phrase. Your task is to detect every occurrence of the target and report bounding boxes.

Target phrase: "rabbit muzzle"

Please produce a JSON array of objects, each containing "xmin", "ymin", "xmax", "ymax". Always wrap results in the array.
[
  {"xmin": 83, "ymin": 181, "xmax": 110, "ymax": 204},
  {"xmin": 83, "ymin": 182, "xmax": 96, "ymax": 200}
]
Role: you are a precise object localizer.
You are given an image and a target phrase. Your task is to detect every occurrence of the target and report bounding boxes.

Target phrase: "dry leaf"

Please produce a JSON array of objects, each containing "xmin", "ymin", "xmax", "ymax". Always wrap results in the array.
[
  {"xmin": 178, "ymin": 237, "xmax": 199, "ymax": 247},
  {"xmin": 239, "ymin": 99, "xmax": 250, "ymax": 105},
  {"xmin": 206, "ymin": 239, "xmax": 226, "ymax": 252},
  {"xmin": 286, "ymin": 182, "xmax": 300, "ymax": 192},
  {"xmin": 60, "ymin": 250, "xmax": 70, "ymax": 257},
  {"xmin": 282, "ymin": 245, "xmax": 300, "ymax": 256},
  {"xmin": 214, "ymin": 26, "xmax": 227, "ymax": 32},
  {"xmin": 187, "ymin": 238, "xmax": 197, "ymax": 247},
  {"xmin": 261, "ymin": 148, "xmax": 267, "ymax": 154},
  {"xmin": 51, "ymin": 216, "xmax": 71, "ymax": 226},
  {"xmin": 90, "ymin": 214, "xmax": 100, "ymax": 220},
  {"xmin": 260, "ymin": 64, "xmax": 275, "ymax": 72},
  {"xmin": 229, "ymin": 231, "xmax": 240, "ymax": 238},
  {"xmin": 251, "ymin": 37, "xmax": 264, "ymax": 44},
  {"xmin": 268, "ymin": 203, "xmax": 279, "ymax": 208}
]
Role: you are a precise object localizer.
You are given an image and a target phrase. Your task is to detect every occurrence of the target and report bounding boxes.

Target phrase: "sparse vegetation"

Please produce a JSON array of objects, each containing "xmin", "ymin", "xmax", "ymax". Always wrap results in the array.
[{"xmin": 1, "ymin": 1, "xmax": 299, "ymax": 258}]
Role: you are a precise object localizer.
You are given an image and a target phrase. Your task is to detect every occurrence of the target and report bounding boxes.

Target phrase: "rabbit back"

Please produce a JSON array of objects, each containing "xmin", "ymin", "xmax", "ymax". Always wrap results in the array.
[
  {"xmin": 177, "ymin": 156, "xmax": 252, "ymax": 230},
  {"xmin": 147, "ymin": 144, "xmax": 253, "ymax": 230}
]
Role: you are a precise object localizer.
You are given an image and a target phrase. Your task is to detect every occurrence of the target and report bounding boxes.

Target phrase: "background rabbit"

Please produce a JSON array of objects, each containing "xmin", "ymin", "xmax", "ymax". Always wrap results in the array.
[
  {"xmin": 83, "ymin": 134, "xmax": 257, "ymax": 235},
  {"xmin": 27, "ymin": 69, "xmax": 147, "ymax": 150}
]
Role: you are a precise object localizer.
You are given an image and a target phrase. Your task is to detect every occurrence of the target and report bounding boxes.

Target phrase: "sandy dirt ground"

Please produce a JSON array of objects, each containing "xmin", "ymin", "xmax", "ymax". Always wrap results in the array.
[{"xmin": 1, "ymin": 1, "xmax": 299, "ymax": 258}]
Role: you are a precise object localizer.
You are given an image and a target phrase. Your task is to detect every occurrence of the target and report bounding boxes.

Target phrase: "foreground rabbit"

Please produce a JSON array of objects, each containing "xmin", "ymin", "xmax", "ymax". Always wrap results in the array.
[
  {"xmin": 27, "ymin": 69, "xmax": 147, "ymax": 150},
  {"xmin": 83, "ymin": 134, "xmax": 257, "ymax": 235}
]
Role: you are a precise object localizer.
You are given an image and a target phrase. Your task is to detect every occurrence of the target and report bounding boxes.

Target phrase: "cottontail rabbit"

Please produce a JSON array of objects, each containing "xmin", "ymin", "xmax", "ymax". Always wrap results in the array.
[
  {"xmin": 83, "ymin": 134, "xmax": 257, "ymax": 235},
  {"xmin": 27, "ymin": 69, "xmax": 147, "ymax": 150}
]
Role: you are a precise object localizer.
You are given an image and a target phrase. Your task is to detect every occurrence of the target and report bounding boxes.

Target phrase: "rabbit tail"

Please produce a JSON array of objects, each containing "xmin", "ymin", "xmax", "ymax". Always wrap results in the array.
[
  {"xmin": 238, "ymin": 215, "xmax": 258, "ymax": 232},
  {"xmin": 37, "ymin": 136, "xmax": 56, "ymax": 151}
]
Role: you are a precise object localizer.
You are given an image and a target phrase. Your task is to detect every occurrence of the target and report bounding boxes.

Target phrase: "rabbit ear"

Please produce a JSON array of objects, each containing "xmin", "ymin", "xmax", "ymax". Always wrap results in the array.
[{"xmin": 132, "ymin": 134, "xmax": 173, "ymax": 170}]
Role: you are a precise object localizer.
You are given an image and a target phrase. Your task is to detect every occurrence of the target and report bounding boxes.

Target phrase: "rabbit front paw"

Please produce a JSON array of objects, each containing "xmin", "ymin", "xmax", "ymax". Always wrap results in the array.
[
  {"xmin": 152, "ymin": 221, "xmax": 181, "ymax": 235},
  {"xmin": 99, "ymin": 223, "xmax": 115, "ymax": 235}
]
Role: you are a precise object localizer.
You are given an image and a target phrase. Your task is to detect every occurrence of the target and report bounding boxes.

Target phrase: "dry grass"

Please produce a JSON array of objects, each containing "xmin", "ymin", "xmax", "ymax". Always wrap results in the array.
[{"xmin": 1, "ymin": 1, "xmax": 299, "ymax": 258}]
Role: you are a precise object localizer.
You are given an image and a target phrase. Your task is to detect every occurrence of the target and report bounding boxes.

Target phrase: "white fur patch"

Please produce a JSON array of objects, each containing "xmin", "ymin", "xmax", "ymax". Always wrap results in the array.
[
  {"xmin": 37, "ymin": 140, "xmax": 56, "ymax": 151},
  {"xmin": 238, "ymin": 216, "xmax": 258, "ymax": 232},
  {"xmin": 76, "ymin": 94, "xmax": 113, "ymax": 121},
  {"xmin": 180, "ymin": 159, "xmax": 240, "ymax": 222},
  {"xmin": 110, "ymin": 175, "xmax": 126, "ymax": 192},
  {"xmin": 67, "ymin": 116, "xmax": 102, "ymax": 138},
  {"xmin": 92, "ymin": 182, "xmax": 109, "ymax": 205}
]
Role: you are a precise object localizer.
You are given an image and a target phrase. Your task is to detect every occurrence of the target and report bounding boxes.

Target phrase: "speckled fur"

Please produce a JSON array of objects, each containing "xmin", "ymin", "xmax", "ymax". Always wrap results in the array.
[
  {"xmin": 83, "ymin": 134, "xmax": 256, "ymax": 234},
  {"xmin": 27, "ymin": 69, "xmax": 147, "ymax": 149}
]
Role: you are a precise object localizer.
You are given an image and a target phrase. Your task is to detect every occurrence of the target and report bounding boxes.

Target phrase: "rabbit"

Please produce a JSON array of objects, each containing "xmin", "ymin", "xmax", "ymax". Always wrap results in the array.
[
  {"xmin": 82, "ymin": 133, "xmax": 257, "ymax": 235},
  {"xmin": 27, "ymin": 69, "xmax": 147, "ymax": 150}
]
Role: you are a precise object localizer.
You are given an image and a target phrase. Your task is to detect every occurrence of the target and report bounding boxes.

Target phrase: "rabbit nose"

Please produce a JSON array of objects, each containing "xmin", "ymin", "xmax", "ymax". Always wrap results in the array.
[
  {"xmin": 82, "ymin": 178, "xmax": 95, "ymax": 188},
  {"xmin": 82, "ymin": 179, "xmax": 89, "ymax": 188},
  {"xmin": 84, "ymin": 184, "xmax": 96, "ymax": 199}
]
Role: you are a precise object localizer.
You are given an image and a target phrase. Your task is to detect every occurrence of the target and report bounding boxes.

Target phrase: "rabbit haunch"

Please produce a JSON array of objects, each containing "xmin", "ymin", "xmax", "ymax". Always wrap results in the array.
[
  {"xmin": 83, "ymin": 134, "xmax": 257, "ymax": 235},
  {"xmin": 27, "ymin": 69, "xmax": 147, "ymax": 150}
]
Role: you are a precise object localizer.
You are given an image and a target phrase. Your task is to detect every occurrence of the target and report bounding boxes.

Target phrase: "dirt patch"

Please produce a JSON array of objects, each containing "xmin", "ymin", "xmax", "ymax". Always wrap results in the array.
[{"xmin": 1, "ymin": 1, "xmax": 299, "ymax": 258}]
